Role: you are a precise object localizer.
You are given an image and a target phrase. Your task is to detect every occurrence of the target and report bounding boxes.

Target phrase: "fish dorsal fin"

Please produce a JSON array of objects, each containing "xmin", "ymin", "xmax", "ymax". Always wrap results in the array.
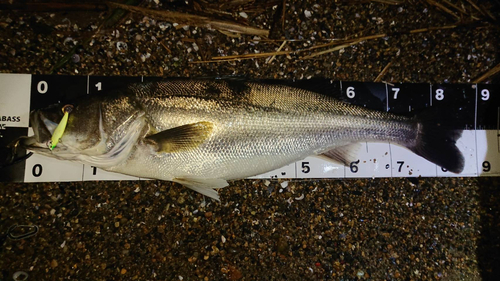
[
  {"xmin": 173, "ymin": 177, "xmax": 229, "ymax": 201},
  {"xmin": 146, "ymin": 121, "xmax": 214, "ymax": 153},
  {"xmin": 316, "ymin": 143, "xmax": 363, "ymax": 165}
]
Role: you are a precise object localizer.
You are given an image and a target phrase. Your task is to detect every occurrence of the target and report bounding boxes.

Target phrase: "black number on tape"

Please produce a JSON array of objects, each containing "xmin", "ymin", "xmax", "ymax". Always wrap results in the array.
[
  {"xmin": 301, "ymin": 162, "xmax": 310, "ymax": 173},
  {"xmin": 350, "ymin": 160, "xmax": 360, "ymax": 173},
  {"xmin": 92, "ymin": 166, "xmax": 97, "ymax": 175},
  {"xmin": 483, "ymin": 161, "xmax": 491, "ymax": 172},
  {"xmin": 397, "ymin": 161, "xmax": 404, "ymax": 172},
  {"xmin": 32, "ymin": 164, "xmax": 42, "ymax": 177}
]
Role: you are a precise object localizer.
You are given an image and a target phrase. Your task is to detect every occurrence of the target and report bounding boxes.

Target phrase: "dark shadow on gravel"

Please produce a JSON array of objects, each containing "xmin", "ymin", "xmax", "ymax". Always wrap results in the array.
[{"xmin": 477, "ymin": 177, "xmax": 500, "ymax": 280}]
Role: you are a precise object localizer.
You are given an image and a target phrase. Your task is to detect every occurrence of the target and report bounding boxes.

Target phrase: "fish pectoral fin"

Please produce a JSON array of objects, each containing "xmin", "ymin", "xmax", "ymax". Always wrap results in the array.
[
  {"xmin": 316, "ymin": 143, "xmax": 363, "ymax": 165},
  {"xmin": 146, "ymin": 121, "xmax": 214, "ymax": 153},
  {"xmin": 173, "ymin": 177, "xmax": 228, "ymax": 201}
]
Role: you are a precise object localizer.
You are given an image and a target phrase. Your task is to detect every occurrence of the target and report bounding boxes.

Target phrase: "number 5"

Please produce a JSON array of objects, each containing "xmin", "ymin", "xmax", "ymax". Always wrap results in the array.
[{"xmin": 301, "ymin": 162, "xmax": 310, "ymax": 173}]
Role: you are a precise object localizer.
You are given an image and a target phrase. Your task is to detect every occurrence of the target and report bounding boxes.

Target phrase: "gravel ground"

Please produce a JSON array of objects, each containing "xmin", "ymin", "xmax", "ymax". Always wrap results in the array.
[{"xmin": 1, "ymin": 0, "xmax": 500, "ymax": 280}]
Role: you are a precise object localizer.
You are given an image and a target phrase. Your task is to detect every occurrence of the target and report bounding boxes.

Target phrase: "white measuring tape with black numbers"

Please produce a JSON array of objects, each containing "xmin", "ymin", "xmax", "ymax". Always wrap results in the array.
[{"xmin": 0, "ymin": 73, "xmax": 498, "ymax": 183}]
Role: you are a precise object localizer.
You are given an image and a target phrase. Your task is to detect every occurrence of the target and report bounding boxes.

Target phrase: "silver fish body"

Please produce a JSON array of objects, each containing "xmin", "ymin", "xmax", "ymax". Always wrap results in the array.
[{"xmin": 22, "ymin": 80, "xmax": 464, "ymax": 199}]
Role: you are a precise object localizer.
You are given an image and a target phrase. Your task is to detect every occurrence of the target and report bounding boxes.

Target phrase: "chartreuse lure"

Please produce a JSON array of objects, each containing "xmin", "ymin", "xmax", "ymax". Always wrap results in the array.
[{"xmin": 49, "ymin": 104, "xmax": 73, "ymax": 150}]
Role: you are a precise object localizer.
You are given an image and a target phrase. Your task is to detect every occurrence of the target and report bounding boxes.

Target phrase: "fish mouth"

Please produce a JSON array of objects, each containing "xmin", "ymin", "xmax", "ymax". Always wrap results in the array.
[
  {"xmin": 21, "ymin": 108, "xmax": 65, "ymax": 152},
  {"xmin": 31, "ymin": 109, "xmax": 57, "ymax": 143}
]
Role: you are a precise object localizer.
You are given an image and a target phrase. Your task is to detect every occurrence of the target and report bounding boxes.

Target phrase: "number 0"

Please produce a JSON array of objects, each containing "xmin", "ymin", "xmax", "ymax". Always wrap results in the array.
[
  {"xmin": 37, "ymin": 81, "xmax": 48, "ymax": 94},
  {"xmin": 32, "ymin": 164, "xmax": 42, "ymax": 177}
]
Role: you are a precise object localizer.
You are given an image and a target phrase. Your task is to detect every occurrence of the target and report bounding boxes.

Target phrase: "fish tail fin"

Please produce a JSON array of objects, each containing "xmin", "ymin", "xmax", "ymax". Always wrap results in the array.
[{"xmin": 408, "ymin": 110, "xmax": 464, "ymax": 173}]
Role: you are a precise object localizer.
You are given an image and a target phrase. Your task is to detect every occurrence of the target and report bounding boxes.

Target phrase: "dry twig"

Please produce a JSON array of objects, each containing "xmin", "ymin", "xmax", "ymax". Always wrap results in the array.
[
  {"xmin": 473, "ymin": 63, "xmax": 500, "ymax": 83},
  {"xmin": 464, "ymin": 0, "xmax": 497, "ymax": 20},
  {"xmin": 374, "ymin": 61, "xmax": 394, "ymax": 82},
  {"xmin": 281, "ymin": 0, "xmax": 286, "ymax": 30},
  {"xmin": 266, "ymin": 41, "xmax": 288, "ymax": 64},
  {"xmin": 424, "ymin": 0, "xmax": 461, "ymax": 19},
  {"xmin": 195, "ymin": 22, "xmax": 484, "ymax": 63},
  {"xmin": 108, "ymin": 2, "xmax": 269, "ymax": 36},
  {"xmin": 301, "ymin": 40, "xmax": 364, "ymax": 59},
  {"xmin": 212, "ymin": 50, "xmax": 293, "ymax": 61}
]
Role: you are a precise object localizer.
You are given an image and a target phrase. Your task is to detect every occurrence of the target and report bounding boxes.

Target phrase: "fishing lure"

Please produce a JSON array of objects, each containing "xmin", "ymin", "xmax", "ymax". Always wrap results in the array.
[{"xmin": 49, "ymin": 104, "xmax": 73, "ymax": 150}]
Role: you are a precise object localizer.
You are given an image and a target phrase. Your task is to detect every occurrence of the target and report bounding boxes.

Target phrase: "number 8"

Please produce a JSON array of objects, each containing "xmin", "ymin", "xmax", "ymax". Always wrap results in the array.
[{"xmin": 435, "ymin": 89, "xmax": 444, "ymax": 101}]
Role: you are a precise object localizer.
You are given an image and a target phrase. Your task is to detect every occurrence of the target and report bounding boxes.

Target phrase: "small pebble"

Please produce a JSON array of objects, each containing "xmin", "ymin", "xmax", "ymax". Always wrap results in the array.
[{"xmin": 71, "ymin": 54, "xmax": 80, "ymax": 63}]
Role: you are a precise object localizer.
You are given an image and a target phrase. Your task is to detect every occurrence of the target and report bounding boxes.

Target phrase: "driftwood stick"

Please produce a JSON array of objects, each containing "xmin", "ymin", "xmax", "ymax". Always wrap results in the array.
[{"xmin": 108, "ymin": 2, "xmax": 269, "ymax": 36}]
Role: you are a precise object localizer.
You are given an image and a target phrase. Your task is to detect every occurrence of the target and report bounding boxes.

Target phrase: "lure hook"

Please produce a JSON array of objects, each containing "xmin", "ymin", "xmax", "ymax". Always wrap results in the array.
[{"xmin": 0, "ymin": 138, "xmax": 33, "ymax": 169}]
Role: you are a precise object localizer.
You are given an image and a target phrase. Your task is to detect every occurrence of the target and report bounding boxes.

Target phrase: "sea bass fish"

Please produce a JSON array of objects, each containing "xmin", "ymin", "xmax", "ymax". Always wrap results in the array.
[{"xmin": 19, "ymin": 79, "xmax": 464, "ymax": 200}]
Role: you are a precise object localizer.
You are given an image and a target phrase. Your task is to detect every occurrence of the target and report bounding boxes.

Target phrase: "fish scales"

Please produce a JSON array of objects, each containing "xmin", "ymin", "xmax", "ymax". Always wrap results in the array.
[
  {"xmin": 122, "ymin": 81, "xmax": 413, "ymax": 178},
  {"xmin": 19, "ymin": 79, "xmax": 464, "ymax": 200}
]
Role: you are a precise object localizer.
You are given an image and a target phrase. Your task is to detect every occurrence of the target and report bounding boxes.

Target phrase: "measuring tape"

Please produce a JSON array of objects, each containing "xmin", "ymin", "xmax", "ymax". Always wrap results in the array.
[{"xmin": 0, "ymin": 73, "xmax": 498, "ymax": 183}]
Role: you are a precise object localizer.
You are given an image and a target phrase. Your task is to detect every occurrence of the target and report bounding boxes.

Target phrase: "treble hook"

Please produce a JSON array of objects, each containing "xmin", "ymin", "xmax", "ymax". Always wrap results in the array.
[{"xmin": 0, "ymin": 138, "xmax": 33, "ymax": 169}]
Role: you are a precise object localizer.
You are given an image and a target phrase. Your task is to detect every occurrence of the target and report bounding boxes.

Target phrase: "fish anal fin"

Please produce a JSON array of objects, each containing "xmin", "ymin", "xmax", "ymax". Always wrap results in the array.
[
  {"xmin": 173, "ymin": 177, "xmax": 228, "ymax": 201},
  {"xmin": 317, "ymin": 143, "xmax": 363, "ymax": 165},
  {"xmin": 146, "ymin": 121, "xmax": 213, "ymax": 153}
]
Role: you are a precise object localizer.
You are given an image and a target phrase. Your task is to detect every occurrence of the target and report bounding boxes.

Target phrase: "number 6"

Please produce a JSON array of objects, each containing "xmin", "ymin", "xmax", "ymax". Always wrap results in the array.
[{"xmin": 346, "ymin": 87, "xmax": 355, "ymax": 99}]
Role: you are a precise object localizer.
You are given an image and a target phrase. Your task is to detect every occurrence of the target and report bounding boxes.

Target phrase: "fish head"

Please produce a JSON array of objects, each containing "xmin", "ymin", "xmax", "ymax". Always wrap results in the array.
[
  {"xmin": 21, "ymin": 94, "xmax": 146, "ymax": 165},
  {"xmin": 23, "ymin": 98, "xmax": 103, "ymax": 156}
]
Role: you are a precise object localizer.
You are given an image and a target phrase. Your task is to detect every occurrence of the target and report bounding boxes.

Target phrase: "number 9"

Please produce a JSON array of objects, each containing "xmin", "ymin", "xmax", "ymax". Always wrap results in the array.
[{"xmin": 481, "ymin": 89, "xmax": 490, "ymax": 101}]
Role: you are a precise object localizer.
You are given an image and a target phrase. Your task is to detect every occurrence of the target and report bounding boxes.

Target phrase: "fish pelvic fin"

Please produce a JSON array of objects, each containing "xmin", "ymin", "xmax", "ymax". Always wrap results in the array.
[
  {"xmin": 146, "ymin": 122, "xmax": 214, "ymax": 153},
  {"xmin": 173, "ymin": 177, "xmax": 228, "ymax": 201},
  {"xmin": 409, "ymin": 111, "xmax": 464, "ymax": 173},
  {"xmin": 317, "ymin": 143, "xmax": 363, "ymax": 165}
]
